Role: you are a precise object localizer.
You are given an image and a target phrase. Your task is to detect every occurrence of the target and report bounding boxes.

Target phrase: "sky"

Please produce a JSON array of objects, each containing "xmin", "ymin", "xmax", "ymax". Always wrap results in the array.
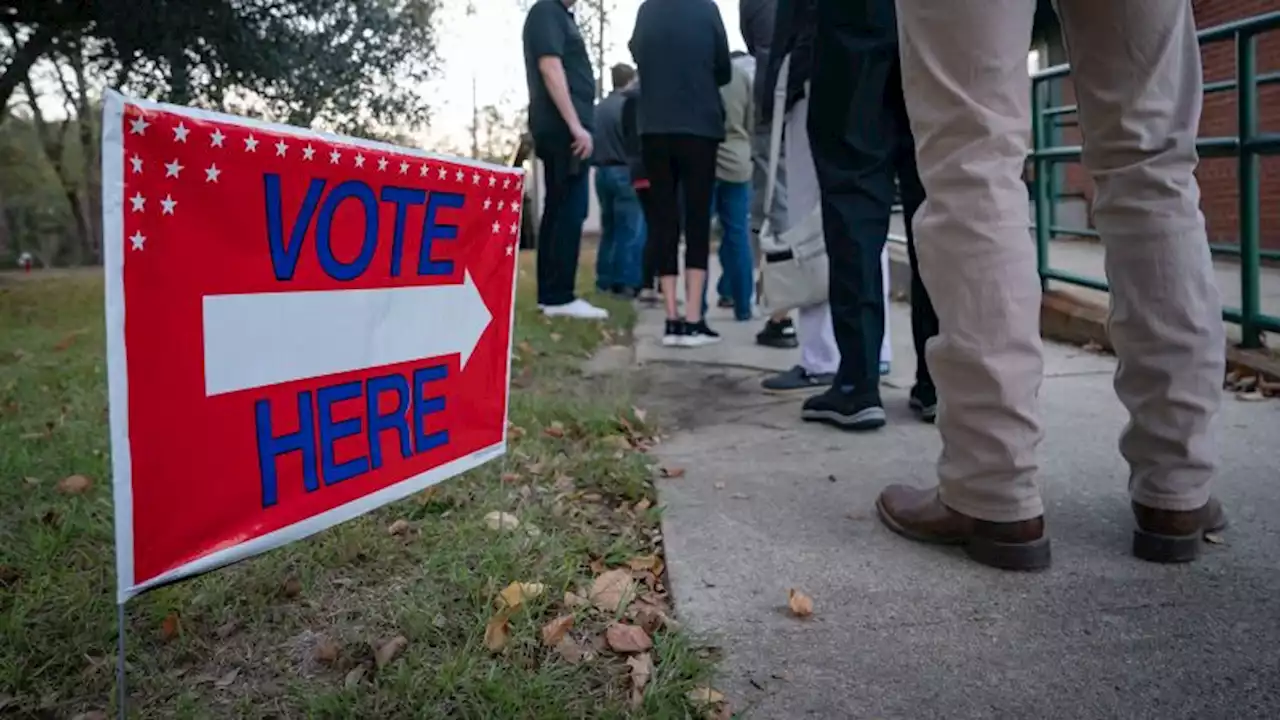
[{"xmin": 424, "ymin": 0, "xmax": 747, "ymax": 150}]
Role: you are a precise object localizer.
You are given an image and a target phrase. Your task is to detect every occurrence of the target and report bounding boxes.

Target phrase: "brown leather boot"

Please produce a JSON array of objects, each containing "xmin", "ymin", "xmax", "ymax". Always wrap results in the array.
[
  {"xmin": 875, "ymin": 484, "xmax": 1051, "ymax": 571},
  {"xmin": 1132, "ymin": 497, "xmax": 1228, "ymax": 564}
]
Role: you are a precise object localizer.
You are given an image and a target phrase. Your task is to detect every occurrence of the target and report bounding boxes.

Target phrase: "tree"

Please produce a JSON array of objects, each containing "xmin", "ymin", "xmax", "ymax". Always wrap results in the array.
[{"xmin": 573, "ymin": 0, "xmax": 614, "ymax": 100}]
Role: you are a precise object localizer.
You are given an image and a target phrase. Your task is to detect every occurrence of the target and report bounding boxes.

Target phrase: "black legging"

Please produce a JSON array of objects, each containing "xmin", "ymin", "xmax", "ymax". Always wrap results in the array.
[{"xmin": 640, "ymin": 133, "xmax": 718, "ymax": 276}]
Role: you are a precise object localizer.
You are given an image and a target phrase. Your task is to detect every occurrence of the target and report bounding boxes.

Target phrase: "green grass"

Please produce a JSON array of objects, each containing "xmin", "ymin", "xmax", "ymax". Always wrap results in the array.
[{"xmin": 0, "ymin": 257, "xmax": 717, "ymax": 719}]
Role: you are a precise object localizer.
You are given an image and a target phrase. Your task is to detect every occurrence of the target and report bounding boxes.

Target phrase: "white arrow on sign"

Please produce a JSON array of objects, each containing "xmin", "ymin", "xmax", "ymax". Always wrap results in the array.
[{"xmin": 201, "ymin": 270, "xmax": 493, "ymax": 396}]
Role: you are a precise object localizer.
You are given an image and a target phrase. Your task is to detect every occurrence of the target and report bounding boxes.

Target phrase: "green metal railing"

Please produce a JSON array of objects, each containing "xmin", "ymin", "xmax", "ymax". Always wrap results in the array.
[{"xmin": 1031, "ymin": 10, "xmax": 1280, "ymax": 348}]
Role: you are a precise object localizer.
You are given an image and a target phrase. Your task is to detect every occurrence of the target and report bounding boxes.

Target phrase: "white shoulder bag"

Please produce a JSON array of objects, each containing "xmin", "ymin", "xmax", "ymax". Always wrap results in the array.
[{"xmin": 757, "ymin": 54, "xmax": 829, "ymax": 314}]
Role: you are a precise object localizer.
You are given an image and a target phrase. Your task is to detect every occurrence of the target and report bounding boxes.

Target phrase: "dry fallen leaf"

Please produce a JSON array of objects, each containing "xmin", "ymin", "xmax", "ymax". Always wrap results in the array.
[
  {"xmin": 660, "ymin": 466, "xmax": 686, "ymax": 479},
  {"xmin": 788, "ymin": 589, "xmax": 814, "ymax": 618},
  {"xmin": 484, "ymin": 612, "xmax": 511, "ymax": 652},
  {"xmin": 507, "ymin": 425, "xmax": 527, "ymax": 441},
  {"xmin": 280, "ymin": 577, "xmax": 303, "ymax": 598},
  {"xmin": 160, "ymin": 613, "xmax": 181, "ymax": 641},
  {"xmin": 564, "ymin": 591, "xmax": 589, "ymax": 609},
  {"xmin": 500, "ymin": 472, "xmax": 521, "ymax": 484},
  {"xmin": 634, "ymin": 498, "xmax": 652, "ymax": 513},
  {"xmin": 0, "ymin": 565, "xmax": 22, "ymax": 587},
  {"xmin": 56, "ymin": 474, "xmax": 93, "ymax": 495},
  {"xmin": 498, "ymin": 581, "xmax": 546, "ymax": 611},
  {"xmin": 484, "ymin": 511, "xmax": 520, "ymax": 531},
  {"xmin": 604, "ymin": 435, "xmax": 633, "ymax": 450},
  {"xmin": 589, "ymin": 568, "xmax": 637, "ymax": 613},
  {"xmin": 606, "ymin": 623, "xmax": 653, "ymax": 653},
  {"xmin": 628, "ymin": 555, "xmax": 665, "ymax": 578},
  {"xmin": 343, "ymin": 664, "xmax": 368, "ymax": 688},
  {"xmin": 387, "ymin": 519, "xmax": 411, "ymax": 535},
  {"xmin": 314, "ymin": 638, "xmax": 340, "ymax": 665},
  {"xmin": 627, "ymin": 652, "xmax": 653, "ymax": 708},
  {"xmin": 687, "ymin": 686, "xmax": 726, "ymax": 707},
  {"xmin": 375, "ymin": 635, "xmax": 408, "ymax": 668},
  {"xmin": 555, "ymin": 635, "xmax": 592, "ymax": 664},
  {"xmin": 541, "ymin": 614, "xmax": 575, "ymax": 647},
  {"xmin": 214, "ymin": 668, "xmax": 240, "ymax": 688},
  {"xmin": 634, "ymin": 605, "xmax": 668, "ymax": 635},
  {"xmin": 632, "ymin": 406, "xmax": 648, "ymax": 423},
  {"xmin": 544, "ymin": 421, "xmax": 566, "ymax": 438}
]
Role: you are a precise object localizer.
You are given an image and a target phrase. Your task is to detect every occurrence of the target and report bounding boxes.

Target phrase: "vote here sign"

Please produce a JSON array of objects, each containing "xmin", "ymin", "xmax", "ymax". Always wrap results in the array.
[{"xmin": 101, "ymin": 91, "xmax": 523, "ymax": 602}]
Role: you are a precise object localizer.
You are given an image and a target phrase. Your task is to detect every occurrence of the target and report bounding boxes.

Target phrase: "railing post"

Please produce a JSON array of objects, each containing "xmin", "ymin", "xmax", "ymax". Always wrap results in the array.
[
  {"xmin": 1032, "ymin": 79, "xmax": 1051, "ymax": 291},
  {"xmin": 1236, "ymin": 32, "xmax": 1262, "ymax": 348}
]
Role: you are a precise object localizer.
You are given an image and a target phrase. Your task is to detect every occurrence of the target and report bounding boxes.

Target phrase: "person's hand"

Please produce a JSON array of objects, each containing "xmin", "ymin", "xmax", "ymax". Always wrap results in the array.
[{"xmin": 570, "ymin": 124, "xmax": 593, "ymax": 159}]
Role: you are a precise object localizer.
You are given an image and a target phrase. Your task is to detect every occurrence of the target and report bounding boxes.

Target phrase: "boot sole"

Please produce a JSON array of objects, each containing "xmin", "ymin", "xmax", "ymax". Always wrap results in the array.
[
  {"xmin": 876, "ymin": 497, "xmax": 1052, "ymax": 571},
  {"xmin": 1132, "ymin": 529, "xmax": 1201, "ymax": 564}
]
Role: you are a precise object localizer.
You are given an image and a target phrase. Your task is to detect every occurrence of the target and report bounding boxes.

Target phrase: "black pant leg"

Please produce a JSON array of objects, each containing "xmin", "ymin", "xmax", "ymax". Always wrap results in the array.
[
  {"xmin": 535, "ymin": 140, "xmax": 568, "ymax": 306},
  {"xmin": 807, "ymin": 17, "xmax": 900, "ymax": 401},
  {"xmin": 895, "ymin": 129, "xmax": 938, "ymax": 393},
  {"xmin": 642, "ymin": 135, "xmax": 681, "ymax": 277},
  {"xmin": 677, "ymin": 136, "xmax": 719, "ymax": 272}
]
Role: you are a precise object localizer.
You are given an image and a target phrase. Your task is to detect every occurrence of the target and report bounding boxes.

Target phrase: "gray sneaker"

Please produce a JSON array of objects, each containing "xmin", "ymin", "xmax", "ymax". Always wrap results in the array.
[{"xmin": 762, "ymin": 365, "xmax": 836, "ymax": 394}]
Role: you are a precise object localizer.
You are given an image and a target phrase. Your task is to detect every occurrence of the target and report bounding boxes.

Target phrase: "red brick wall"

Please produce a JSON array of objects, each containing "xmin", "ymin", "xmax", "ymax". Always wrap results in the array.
[{"xmin": 1050, "ymin": 1, "xmax": 1280, "ymax": 251}]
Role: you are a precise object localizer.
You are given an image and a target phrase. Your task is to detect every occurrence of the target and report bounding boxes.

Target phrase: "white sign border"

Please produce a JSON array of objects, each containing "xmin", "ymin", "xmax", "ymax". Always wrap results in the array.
[{"xmin": 103, "ymin": 90, "xmax": 524, "ymax": 603}]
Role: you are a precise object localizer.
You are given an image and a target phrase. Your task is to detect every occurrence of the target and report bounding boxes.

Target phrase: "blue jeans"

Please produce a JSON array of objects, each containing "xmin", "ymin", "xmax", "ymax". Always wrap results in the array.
[
  {"xmin": 594, "ymin": 166, "xmax": 646, "ymax": 291},
  {"xmin": 535, "ymin": 136, "xmax": 591, "ymax": 306},
  {"xmin": 709, "ymin": 180, "xmax": 753, "ymax": 320}
]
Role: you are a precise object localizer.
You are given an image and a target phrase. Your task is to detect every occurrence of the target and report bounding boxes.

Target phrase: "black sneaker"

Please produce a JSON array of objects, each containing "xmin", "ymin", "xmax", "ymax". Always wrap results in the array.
[
  {"xmin": 909, "ymin": 384, "xmax": 938, "ymax": 424},
  {"xmin": 661, "ymin": 319, "xmax": 686, "ymax": 347},
  {"xmin": 756, "ymin": 318, "xmax": 798, "ymax": 349},
  {"xmin": 801, "ymin": 388, "xmax": 886, "ymax": 431},
  {"xmin": 762, "ymin": 365, "xmax": 836, "ymax": 394},
  {"xmin": 680, "ymin": 320, "xmax": 721, "ymax": 348}
]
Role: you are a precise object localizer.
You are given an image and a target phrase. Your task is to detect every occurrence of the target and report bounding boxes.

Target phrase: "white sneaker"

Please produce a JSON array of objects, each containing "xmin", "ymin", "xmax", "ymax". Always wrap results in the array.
[{"xmin": 542, "ymin": 299, "xmax": 609, "ymax": 320}]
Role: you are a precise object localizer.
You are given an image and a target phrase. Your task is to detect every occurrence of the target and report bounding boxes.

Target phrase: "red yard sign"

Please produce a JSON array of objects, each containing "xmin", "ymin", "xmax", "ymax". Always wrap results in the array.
[{"xmin": 102, "ymin": 91, "xmax": 524, "ymax": 602}]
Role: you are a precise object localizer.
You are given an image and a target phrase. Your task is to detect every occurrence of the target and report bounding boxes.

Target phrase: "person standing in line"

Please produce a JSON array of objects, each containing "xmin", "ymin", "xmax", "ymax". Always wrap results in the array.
[
  {"xmin": 740, "ymin": 0, "xmax": 797, "ymax": 349},
  {"xmin": 619, "ymin": 78, "xmax": 660, "ymax": 303},
  {"xmin": 522, "ymin": 0, "xmax": 609, "ymax": 320},
  {"xmin": 708, "ymin": 51, "xmax": 757, "ymax": 321},
  {"xmin": 880, "ymin": 0, "xmax": 1226, "ymax": 570},
  {"xmin": 800, "ymin": 0, "xmax": 939, "ymax": 430},
  {"xmin": 592, "ymin": 63, "xmax": 646, "ymax": 299},
  {"xmin": 629, "ymin": 0, "xmax": 733, "ymax": 348}
]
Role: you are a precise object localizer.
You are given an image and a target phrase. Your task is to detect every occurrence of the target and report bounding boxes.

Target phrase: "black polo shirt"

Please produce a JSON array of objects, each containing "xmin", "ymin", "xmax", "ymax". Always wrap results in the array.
[{"xmin": 523, "ymin": 0, "xmax": 595, "ymax": 142}]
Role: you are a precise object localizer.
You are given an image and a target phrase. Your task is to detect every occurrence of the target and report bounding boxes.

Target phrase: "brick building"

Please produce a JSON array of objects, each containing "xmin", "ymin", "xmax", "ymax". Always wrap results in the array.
[{"xmin": 1039, "ymin": 1, "xmax": 1280, "ymax": 252}]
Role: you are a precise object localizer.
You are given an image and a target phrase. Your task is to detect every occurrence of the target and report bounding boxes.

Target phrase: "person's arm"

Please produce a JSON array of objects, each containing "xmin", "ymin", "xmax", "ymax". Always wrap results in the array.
[
  {"xmin": 528, "ymin": 5, "xmax": 592, "ymax": 157},
  {"xmin": 739, "ymin": 0, "xmax": 757, "ymax": 55},
  {"xmin": 711, "ymin": 6, "xmax": 732, "ymax": 87}
]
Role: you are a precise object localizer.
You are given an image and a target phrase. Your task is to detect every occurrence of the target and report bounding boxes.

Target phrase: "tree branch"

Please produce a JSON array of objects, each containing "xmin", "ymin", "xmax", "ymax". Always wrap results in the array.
[{"xmin": 0, "ymin": 23, "xmax": 63, "ymax": 111}]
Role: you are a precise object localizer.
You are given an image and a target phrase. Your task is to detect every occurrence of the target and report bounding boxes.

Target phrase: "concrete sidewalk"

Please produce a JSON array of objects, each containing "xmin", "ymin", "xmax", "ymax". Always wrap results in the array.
[{"xmin": 636, "ymin": 299, "xmax": 1280, "ymax": 718}]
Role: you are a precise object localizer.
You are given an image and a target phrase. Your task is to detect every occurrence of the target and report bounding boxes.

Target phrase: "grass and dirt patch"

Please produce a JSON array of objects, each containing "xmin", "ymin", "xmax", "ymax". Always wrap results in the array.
[{"xmin": 0, "ymin": 256, "xmax": 725, "ymax": 719}]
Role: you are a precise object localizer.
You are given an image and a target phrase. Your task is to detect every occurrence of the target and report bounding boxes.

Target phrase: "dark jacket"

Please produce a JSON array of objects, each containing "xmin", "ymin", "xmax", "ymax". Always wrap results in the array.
[
  {"xmin": 739, "ymin": 0, "xmax": 777, "ymax": 129},
  {"xmin": 628, "ymin": 0, "xmax": 732, "ymax": 139},
  {"xmin": 620, "ymin": 82, "xmax": 645, "ymax": 182},
  {"xmin": 591, "ymin": 90, "xmax": 630, "ymax": 166},
  {"xmin": 760, "ymin": 0, "xmax": 816, "ymax": 121}
]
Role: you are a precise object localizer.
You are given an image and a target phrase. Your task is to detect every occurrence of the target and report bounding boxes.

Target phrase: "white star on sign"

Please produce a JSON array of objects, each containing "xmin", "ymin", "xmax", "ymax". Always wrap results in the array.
[
  {"xmin": 506, "ymin": 243, "xmax": 516, "ymax": 256},
  {"xmin": 503, "ymin": 178, "xmax": 511, "ymax": 189},
  {"xmin": 472, "ymin": 172, "xmax": 480, "ymax": 185},
  {"xmin": 399, "ymin": 161, "xmax": 409, "ymax": 174},
  {"xmin": 205, "ymin": 164, "xmax": 221, "ymax": 183},
  {"xmin": 512, "ymin": 200, "xmax": 521, "ymax": 213},
  {"xmin": 210, "ymin": 128, "xmax": 225, "ymax": 147},
  {"xmin": 129, "ymin": 155, "xmax": 143, "ymax": 173},
  {"xmin": 164, "ymin": 159, "xmax": 184, "ymax": 178},
  {"xmin": 498, "ymin": 200, "xmax": 505, "ymax": 211},
  {"xmin": 303, "ymin": 145, "xmax": 315, "ymax": 160},
  {"xmin": 419, "ymin": 164, "xmax": 428, "ymax": 177},
  {"xmin": 509, "ymin": 222, "xmax": 518, "ymax": 235},
  {"xmin": 130, "ymin": 231, "xmax": 146, "ymax": 251},
  {"xmin": 378, "ymin": 157, "xmax": 389, "ymax": 171},
  {"xmin": 161, "ymin": 195, "xmax": 177, "ymax": 215},
  {"xmin": 276, "ymin": 140, "xmax": 289, "ymax": 157},
  {"xmin": 454, "ymin": 169, "xmax": 464, "ymax": 182},
  {"xmin": 483, "ymin": 198, "xmax": 492, "ymax": 210},
  {"xmin": 437, "ymin": 167, "xmax": 447, "ymax": 180},
  {"xmin": 244, "ymin": 135, "xmax": 259, "ymax": 152},
  {"xmin": 491, "ymin": 221, "xmax": 501, "ymax": 233},
  {"xmin": 173, "ymin": 122, "xmax": 190, "ymax": 143},
  {"xmin": 330, "ymin": 149, "xmax": 342, "ymax": 164},
  {"xmin": 488, "ymin": 176, "xmax": 496, "ymax": 188},
  {"xmin": 354, "ymin": 153, "xmax": 366, "ymax": 168},
  {"xmin": 130, "ymin": 193, "xmax": 146, "ymax": 212},
  {"xmin": 130, "ymin": 116, "xmax": 149, "ymax": 135}
]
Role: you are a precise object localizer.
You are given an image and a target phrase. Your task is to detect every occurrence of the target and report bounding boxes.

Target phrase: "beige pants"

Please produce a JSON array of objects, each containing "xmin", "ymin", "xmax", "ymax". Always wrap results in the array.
[{"xmin": 895, "ymin": 0, "xmax": 1225, "ymax": 522}]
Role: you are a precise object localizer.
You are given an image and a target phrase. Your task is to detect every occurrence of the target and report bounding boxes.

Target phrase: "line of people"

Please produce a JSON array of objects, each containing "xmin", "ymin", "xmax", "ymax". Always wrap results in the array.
[{"xmin": 523, "ymin": 0, "xmax": 1228, "ymax": 570}]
